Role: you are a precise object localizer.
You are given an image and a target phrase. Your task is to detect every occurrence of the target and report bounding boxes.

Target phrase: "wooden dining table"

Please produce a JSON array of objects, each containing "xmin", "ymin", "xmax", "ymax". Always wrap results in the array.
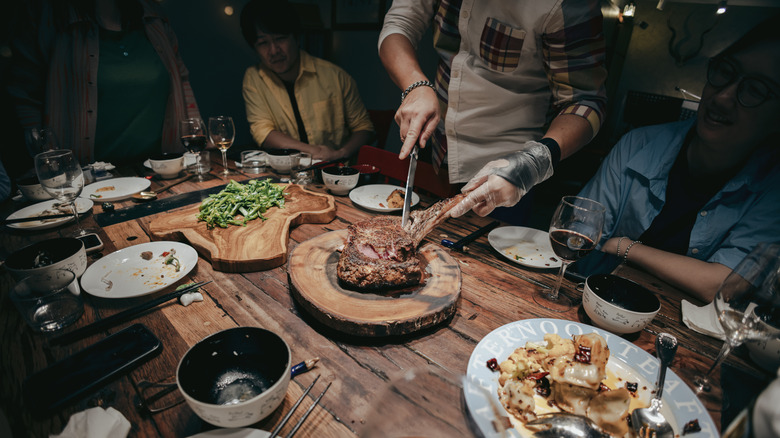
[{"xmin": 0, "ymin": 151, "xmax": 770, "ymax": 437}]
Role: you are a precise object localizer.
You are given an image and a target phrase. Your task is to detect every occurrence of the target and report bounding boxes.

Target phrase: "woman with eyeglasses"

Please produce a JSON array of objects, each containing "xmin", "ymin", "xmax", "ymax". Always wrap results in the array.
[{"xmin": 577, "ymin": 14, "xmax": 780, "ymax": 303}]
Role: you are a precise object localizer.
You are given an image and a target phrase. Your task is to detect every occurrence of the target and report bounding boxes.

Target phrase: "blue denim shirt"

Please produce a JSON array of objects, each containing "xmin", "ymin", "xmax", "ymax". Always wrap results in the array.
[{"xmin": 578, "ymin": 119, "xmax": 780, "ymax": 271}]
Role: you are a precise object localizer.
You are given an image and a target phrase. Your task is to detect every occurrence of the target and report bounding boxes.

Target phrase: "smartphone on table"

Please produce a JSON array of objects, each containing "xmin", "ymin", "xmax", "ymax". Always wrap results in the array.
[{"xmin": 76, "ymin": 233, "xmax": 103, "ymax": 254}]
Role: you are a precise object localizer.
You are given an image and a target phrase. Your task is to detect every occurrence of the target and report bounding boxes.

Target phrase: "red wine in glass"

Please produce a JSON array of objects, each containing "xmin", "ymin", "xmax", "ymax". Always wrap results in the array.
[
  {"xmin": 549, "ymin": 230, "xmax": 596, "ymax": 261},
  {"xmin": 181, "ymin": 134, "xmax": 207, "ymax": 153}
]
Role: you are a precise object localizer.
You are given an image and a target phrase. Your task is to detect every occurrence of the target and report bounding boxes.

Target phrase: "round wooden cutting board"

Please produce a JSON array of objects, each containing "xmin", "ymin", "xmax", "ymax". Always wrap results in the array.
[{"xmin": 288, "ymin": 229, "xmax": 461, "ymax": 337}]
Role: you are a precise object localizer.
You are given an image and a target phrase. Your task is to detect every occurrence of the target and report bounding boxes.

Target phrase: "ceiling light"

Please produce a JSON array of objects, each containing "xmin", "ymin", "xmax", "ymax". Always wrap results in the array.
[
  {"xmin": 716, "ymin": 1, "xmax": 727, "ymax": 14},
  {"xmin": 224, "ymin": 5, "xmax": 234, "ymax": 16}
]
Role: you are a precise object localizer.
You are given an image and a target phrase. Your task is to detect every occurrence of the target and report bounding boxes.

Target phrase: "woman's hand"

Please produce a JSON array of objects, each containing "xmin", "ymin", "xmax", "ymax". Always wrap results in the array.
[{"xmin": 396, "ymin": 86, "xmax": 439, "ymax": 160}]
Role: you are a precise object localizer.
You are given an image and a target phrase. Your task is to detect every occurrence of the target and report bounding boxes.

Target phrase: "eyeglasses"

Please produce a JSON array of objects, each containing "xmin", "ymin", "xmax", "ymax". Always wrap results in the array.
[{"xmin": 707, "ymin": 57, "xmax": 779, "ymax": 108}]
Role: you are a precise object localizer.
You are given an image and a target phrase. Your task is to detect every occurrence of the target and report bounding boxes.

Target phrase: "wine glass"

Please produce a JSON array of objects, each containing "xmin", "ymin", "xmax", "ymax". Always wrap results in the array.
[
  {"xmin": 34, "ymin": 149, "xmax": 93, "ymax": 237},
  {"xmin": 360, "ymin": 367, "xmax": 507, "ymax": 438},
  {"xmin": 28, "ymin": 126, "xmax": 58, "ymax": 154},
  {"xmin": 534, "ymin": 196, "xmax": 606, "ymax": 312},
  {"xmin": 180, "ymin": 118, "xmax": 211, "ymax": 181},
  {"xmin": 687, "ymin": 242, "xmax": 780, "ymax": 410},
  {"xmin": 208, "ymin": 116, "xmax": 235, "ymax": 177}
]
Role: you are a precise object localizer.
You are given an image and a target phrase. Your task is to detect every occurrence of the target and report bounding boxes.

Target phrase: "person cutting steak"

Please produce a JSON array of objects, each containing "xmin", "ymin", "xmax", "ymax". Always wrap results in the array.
[{"xmin": 378, "ymin": 0, "xmax": 607, "ymax": 220}]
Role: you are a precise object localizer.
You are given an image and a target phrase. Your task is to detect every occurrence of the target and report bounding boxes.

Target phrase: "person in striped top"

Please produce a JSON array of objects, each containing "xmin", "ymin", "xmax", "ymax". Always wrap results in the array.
[{"xmin": 7, "ymin": 0, "xmax": 201, "ymax": 165}]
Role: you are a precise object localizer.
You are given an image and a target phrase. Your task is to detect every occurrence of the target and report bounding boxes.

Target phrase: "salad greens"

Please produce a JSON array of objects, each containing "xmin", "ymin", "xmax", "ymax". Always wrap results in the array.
[{"xmin": 196, "ymin": 179, "xmax": 286, "ymax": 229}]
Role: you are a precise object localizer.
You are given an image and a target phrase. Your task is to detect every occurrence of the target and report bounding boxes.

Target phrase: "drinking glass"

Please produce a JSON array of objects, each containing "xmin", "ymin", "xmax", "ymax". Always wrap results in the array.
[
  {"xmin": 534, "ymin": 196, "xmax": 605, "ymax": 312},
  {"xmin": 360, "ymin": 367, "xmax": 507, "ymax": 438},
  {"xmin": 180, "ymin": 118, "xmax": 211, "ymax": 181},
  {"xmin": 687, "ymin": 242, "xmax": 780, "ymax": 410},
  {"xmin": 208, "ymin": 116, "xmax": 236, "ymax": 177},
  {"xmin": 11, "ymin": 269, "xmax": 83, "ymax": 333},
  {"xmin": 34, "ymin": 149, "xmax": 92, "ymax": 237}
]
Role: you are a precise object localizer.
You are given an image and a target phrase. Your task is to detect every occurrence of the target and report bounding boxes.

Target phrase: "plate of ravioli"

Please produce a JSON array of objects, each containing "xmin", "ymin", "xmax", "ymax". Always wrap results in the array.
[{"xmin": 465, "ymin": 319, "xmax": 716, "ymax": 438}]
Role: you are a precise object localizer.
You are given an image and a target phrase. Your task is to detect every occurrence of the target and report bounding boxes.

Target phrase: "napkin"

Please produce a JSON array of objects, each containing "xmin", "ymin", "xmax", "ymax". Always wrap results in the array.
[
  {"xmin": 681, "ymin": 299, "xmax": 725, "ymax": 340},
  {"xmin": 50, "ymin": 407, "xmax": 130, "ymax": 438}
]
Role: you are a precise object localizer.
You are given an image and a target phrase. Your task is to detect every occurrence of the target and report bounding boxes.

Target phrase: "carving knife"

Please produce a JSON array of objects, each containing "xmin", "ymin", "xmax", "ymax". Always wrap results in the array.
[{"xmin": 401, "ymin": 145, "xmax": 418, "ymax": 227}]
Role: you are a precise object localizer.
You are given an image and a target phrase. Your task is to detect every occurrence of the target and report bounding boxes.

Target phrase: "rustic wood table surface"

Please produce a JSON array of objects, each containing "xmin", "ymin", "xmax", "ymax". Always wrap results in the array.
[{"xmin": 0, "ymin": 152, "xmax": 771, "ymax": 437}]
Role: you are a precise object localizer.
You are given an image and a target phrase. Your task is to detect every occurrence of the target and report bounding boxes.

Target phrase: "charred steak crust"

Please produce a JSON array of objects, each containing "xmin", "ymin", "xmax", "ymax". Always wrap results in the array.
[
  {"xmin": 336, "ymin": 195, "xmax": 466, "ymax": 291},
  {"xmin": 336, "ymin": 217, "xmax": 422, "ymax": 290}
]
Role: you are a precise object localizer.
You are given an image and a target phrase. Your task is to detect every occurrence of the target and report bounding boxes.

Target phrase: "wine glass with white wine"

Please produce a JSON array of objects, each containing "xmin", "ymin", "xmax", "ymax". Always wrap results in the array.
[
  {"xmin": 34, "ymin": 149, "xmax": 93, "ymax": 237},
  {"xmin": 208, "ymin": 116, "xmax": 235, "ymax": 177},
  {"xmin": 687, "ymin": 242, "xmax": 780, "ymax": 411}
]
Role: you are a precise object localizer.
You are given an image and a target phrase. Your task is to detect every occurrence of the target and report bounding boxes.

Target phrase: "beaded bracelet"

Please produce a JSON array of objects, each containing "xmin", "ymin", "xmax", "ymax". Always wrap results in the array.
[
  {"xmin": 616, "ymin": 237, "xmax": 627, "ymax": 258},
  {"xmin": 623, "ymin": 240, "xmax": 642, "ymax": 264},
  {"xmin": 401, "ymin": 80, "xmax": 435, "ymax": 103}
]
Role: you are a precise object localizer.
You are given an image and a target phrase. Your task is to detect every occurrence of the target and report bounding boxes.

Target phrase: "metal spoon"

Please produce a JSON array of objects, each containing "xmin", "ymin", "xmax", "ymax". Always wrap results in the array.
[
  {"xmin": 526, "ymin": 412, "xmax": 609, "ymax": 438},
  {"xmin": 132, "ymin": 174, "xmax": 195, "ymax": 202},
  {"xmin": 630, "ymin": 333, "xmax": 678, "ymax": 438}
]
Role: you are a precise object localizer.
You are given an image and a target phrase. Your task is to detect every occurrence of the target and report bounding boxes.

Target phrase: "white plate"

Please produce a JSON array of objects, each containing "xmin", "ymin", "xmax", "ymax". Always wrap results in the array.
[
  {"xmin": 143, "ymin": 153, "xmax": 198, "ymax": 169},
  {"xmin": 5, "ymin": 198, "xmax": 94, "ymax": 231},
  {"xmin": 80, "ymin": 241, "xmax": 198, "ymax": 298},
  {"xmin": 466, "ymin": 318, "xmax": 718, "ymax": 438},
  {"xmin": 187, "ymin": 429, "xmax": 269, "ymax": 438},
  {"xmin": 81, "ymin": 177, "xmax": 151, "ymax": 202},
  {"xmin": 349, "ymin": 184, "xmax": 420, "ymax": 213},
  {"xmin": 488, "ymin": 226, "xmax": 561, "ymax": 269}
]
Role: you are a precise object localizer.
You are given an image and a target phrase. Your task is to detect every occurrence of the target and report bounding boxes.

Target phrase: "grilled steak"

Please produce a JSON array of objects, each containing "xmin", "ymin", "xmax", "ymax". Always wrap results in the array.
[{"xmin": 336, "ymin": 195, "xmax": 464, "ymax": 290}]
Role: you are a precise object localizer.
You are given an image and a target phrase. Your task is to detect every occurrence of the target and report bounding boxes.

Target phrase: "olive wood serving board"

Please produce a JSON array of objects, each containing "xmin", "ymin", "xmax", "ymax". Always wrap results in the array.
[
  {"xmin": 148, "ymin": 184, "xmax": 336, "ymax": 272},
  {"xmin": 288, "ymin": 229, "xmax": 461, "ymax": 337}
]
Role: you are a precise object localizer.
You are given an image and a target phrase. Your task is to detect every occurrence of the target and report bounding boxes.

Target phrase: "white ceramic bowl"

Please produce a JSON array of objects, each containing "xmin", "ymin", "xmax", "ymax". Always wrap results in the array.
[
  {"xmin": 149, "ymin": 153, "xmax": 184, "ymax": 179},
  {"xmin": 177, "ymin": 327, "xmax": 291, "ymax": 428},
  {"xmin": 582, "ymin": 274, "xmax": 661, "ymax": 334},
  {"xmin": 266, "ymin": 149, "xmax": 300, "ymax": 174},
  {"xmin": 322, "ymin": 166, "xmax": 359, "ymax": 195},
  {"xmin": 4, "ymin": 238, "xmax": 87, "ymax": 295},
  {"xmin": 17, "ymin": 176, "xmax": 53, "ymax": 201},
  {"xmin": 746, "ymin": 338, "xmax": 780, "ymax": 373}
]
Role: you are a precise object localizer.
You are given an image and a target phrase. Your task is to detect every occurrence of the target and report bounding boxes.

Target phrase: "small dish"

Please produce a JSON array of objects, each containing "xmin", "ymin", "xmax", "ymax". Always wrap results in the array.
[
  {"xmin": 16, "ymin": 176, "xmax": 52, "ymax": 201},
  {"xmin": 322, "ymin": 166, "xmax": 359, "ymax": 195},
  {"xmin": 488, "ymin": 226, "xmax": 561, "ymax": 269},
  {"xmin": 149, "ymin": 153, "xmax": 184, "ymax": 179},
  {"xmin": 348, "ymin": 184, "xmax": 420, "ymax": 212},
  {"xmin": 582, "ymin": 274, "xmax": 661, "ymax": 334},
  {"xmin": 81, "ymin": 177, "xmax": 151, "ymax": 202}
]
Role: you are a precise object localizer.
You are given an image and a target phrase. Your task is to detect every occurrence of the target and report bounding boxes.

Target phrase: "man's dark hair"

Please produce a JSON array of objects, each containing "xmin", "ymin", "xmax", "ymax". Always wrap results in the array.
[{"xmin": 240, "ymin": 0, "xmax": 302, "ymax": 48}]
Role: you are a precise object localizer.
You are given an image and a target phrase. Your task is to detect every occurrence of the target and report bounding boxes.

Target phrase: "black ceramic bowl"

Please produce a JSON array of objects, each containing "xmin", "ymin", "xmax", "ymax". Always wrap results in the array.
[
  {"xmin": 176, "ymin": 327, "xmax": 291, "ymax": 427},
  {"xmin": 322, "ymin": 166, "xmax": 359, "ymax": 176},
  {"xmin": 5, "ymin": 238, "xmax": 87, "ymax": 280},
  {"xmin": 583, "ymin": 274, "xmax": 661, "ymax": 334}
]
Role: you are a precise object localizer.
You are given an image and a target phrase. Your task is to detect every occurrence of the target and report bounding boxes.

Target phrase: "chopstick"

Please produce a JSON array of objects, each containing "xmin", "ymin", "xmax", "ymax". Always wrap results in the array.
[
  {"xmin": 269, "ymin": 375, "xmax": 321, "ymax": 438},
  {"xmin": 441, "ymin": 220, "xmax": 501, "ymax": 252},
  {"xmin": 285, "ymin": 382, "xmax": 331, "ymax": 438},
  {"xmin": 50, "ymin": 280, "xmax": 211, "ymax": 346},
  {"xmin": 2, "ymin": 213, "xmax": 74, "ymax": 225}
]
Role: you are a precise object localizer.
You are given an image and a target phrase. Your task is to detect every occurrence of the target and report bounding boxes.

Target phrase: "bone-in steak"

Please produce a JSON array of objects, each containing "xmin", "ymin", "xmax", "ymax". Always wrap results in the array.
[{"xmin": 336, "ymin": 195, "xmax": 464, "ymax": 290}]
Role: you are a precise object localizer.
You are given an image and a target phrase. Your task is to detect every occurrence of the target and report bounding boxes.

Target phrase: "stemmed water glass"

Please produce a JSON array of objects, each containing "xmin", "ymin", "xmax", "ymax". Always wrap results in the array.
[
  {"xmin": 687, "ymin": 242, "xmax": 780, "ymax": 410},
  {"xmin": 208, "ymin": 116, "xmax": 235, "ymax": 177},
  {"xmin": 534, "ymin": 196, "xmax": 606, "ymax": 312},
  {"xmin": 34, "ymin": 149, "xmax": 92, "ymax": 237},
  {"xmin": 180, "ymin": 118, "xmax": 211, "ymax": 181}
]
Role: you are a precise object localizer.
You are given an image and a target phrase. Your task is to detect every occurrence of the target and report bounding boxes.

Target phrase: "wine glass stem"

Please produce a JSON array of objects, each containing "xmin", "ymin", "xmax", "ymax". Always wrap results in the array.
[
  {"xmin": 221, "ymin": 150, "xmax": 228, "ymax": 173},
  {"xmin": 548, "ymin": 261, "xmax": 570, "ymax": 300},
  {"xmin": 70, "ymin": 201, "xmax": 82, "ymax": 231},
  {"xmin": 697, "ymin": 341, "xmax": 734, "ymax": 392}
]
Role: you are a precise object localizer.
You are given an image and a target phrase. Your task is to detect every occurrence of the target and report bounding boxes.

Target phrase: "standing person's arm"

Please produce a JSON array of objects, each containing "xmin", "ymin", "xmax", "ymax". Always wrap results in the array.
[
  {"xmin": 451, "ymin": 3, "xmax": 607, "ymax": 217},
  {"xmin": 378, "ymin": 0, "xmax": 438, "ymax": 160}
]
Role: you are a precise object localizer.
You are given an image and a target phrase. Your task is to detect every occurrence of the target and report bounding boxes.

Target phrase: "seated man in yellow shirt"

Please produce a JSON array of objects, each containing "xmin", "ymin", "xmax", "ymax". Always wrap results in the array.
[{"xmin": 240, "ymin": 0, "xmax": 374, "ymax": 161}]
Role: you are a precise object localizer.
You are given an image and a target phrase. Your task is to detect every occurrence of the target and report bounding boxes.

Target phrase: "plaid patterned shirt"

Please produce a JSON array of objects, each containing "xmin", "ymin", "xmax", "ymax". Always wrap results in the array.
[{"xmin": 380, "ymin": 0, "xmax": 607, "ymax": 183}]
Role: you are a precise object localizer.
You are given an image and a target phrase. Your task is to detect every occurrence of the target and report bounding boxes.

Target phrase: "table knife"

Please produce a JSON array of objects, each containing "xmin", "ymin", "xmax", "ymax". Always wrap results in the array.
[
  {"xmin": 401, "ymin": 145, "xmax": 418, "ymax": 228},
  {"xmin": 441, "ymin": 220, "xmax": 501, "ymax": 251}
]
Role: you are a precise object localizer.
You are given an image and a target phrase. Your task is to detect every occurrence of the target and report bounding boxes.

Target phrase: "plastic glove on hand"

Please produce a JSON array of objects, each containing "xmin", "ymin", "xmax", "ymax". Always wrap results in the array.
[{"xmin": 450, "ymin": 140, "xmax": 555, "ymax": 217}]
